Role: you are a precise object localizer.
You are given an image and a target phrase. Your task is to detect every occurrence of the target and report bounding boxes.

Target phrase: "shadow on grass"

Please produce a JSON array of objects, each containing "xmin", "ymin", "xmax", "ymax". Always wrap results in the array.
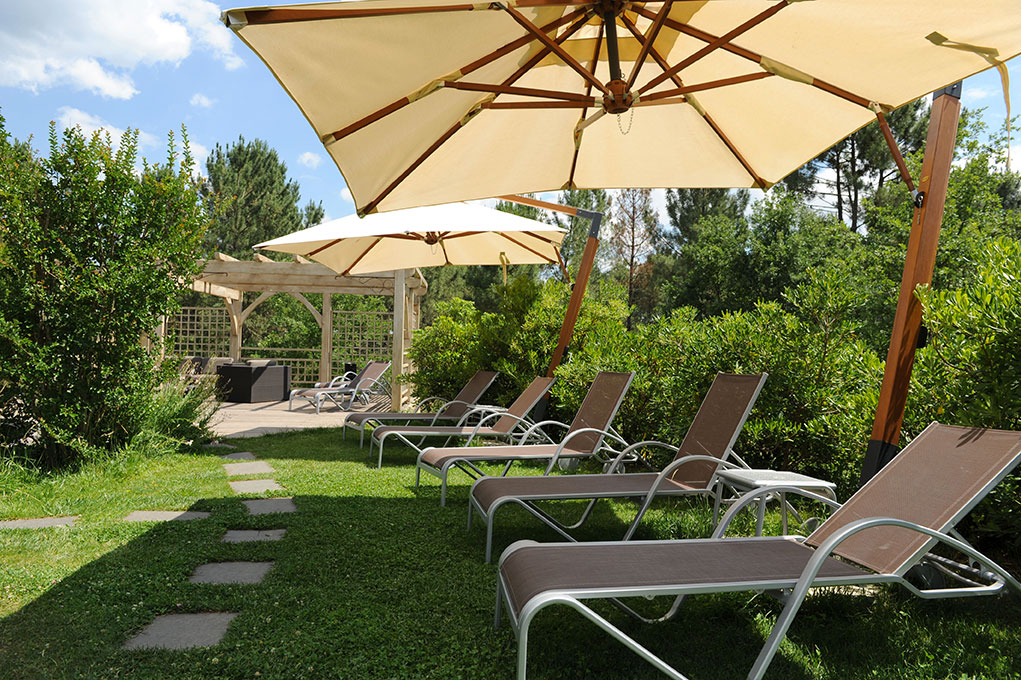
[{"xmin": 3, "ymin": 485, "xmax": 1021, "ymax": 680}]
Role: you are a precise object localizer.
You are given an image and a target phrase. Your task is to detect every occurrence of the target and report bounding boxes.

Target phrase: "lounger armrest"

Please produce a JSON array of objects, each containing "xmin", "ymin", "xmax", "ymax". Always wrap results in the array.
[
  {"xmin": 453, "ymin": 405, "xmax": 507, "ymax": 427},
  {"xmin": 605, "ymin": 440, "xmax": 677, "ymax": 474},
  {"xmin": 413, "ymin": 396, "xmax": 448, "ymax": 413},
  {"xmin": 712, "ymin": 486, "xmax": 843, "ymax": 538},
  {"xmin": 462, "ymin": 411, "xmax": 533, "ymax": 444},
  {"xmin": 432, "ymin": 399, "xmax": 491, "ymax": 424},
  {"xmin": 517, "ymin": 420, "xmax": 569, "ymax": 445},
  {"xmin": 543, "ymin": 428, "xmax": 631, "ymax": 475}
]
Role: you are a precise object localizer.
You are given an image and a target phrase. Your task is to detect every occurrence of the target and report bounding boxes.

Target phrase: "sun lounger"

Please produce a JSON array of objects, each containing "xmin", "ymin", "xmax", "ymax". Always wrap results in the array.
[
  {"xmin": 344, "ymin": 370, "xmax": 499, "ymax": 446},
  {"xmin": 369, "ymin": 376, "xmax": 555, "ymax": 468},
  {"xmin": 289, "ymin": 360, "xmax": 390, "ymax": 413},
  {"xmin": 416, "ymin": 371, "xmax": 635, "ymax": 506},
  {"xmin": 469, "ymin": 373, "xmax": 766, "ymax": 561},
  {"xmin": 496, "ymin": 422, "xmax": 1021, "ymax": 680}
]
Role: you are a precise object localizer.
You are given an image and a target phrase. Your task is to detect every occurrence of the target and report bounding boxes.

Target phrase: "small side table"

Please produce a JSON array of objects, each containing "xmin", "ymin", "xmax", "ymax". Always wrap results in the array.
[{"xmin": 713, "ymin": 468, "xmax": 837, "ymax": 535}]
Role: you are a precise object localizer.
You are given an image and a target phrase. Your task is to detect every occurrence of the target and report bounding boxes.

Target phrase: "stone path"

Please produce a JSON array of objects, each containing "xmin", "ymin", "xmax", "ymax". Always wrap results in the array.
[
  {"xmin": 0, "ymin": 515, "xmax": 78, "ymax": 529},
  {"xmin": 122, "ymin": 448, "xmax": 294, "ymax": 651},
  {"xmin": 123, "ymin": 510, "xmax": 210, "ymax": 522}
]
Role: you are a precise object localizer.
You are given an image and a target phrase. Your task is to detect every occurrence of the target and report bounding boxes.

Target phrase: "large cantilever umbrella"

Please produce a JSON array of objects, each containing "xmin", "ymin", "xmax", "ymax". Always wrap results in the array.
[
  {"xmin": 222, "ymin": 0, "xmax": 1020, "ymax": 216},
  {"xmin": 253, "ymin": 201, "xmax": 566, "ymax": 275}
]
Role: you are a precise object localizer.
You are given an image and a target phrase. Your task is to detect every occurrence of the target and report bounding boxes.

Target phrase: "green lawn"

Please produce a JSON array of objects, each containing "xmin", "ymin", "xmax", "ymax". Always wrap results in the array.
[{"xmin": 1, "ymin": 429, "xmax": 1019, "ymax": 679}]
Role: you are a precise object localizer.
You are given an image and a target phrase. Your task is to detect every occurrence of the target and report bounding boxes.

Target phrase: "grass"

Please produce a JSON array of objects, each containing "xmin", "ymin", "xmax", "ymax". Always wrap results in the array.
[{"xmin": 1, "ymin": 429, "xmax": 1020, "ymax": 679}]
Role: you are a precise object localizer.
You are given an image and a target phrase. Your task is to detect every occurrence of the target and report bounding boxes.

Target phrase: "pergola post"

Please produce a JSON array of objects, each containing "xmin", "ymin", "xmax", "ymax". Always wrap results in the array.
[
  {"xmin": 392, "ymin": 268, "xmax": 408, "ymax": 411},
  {"xmin": 320, "ymin": 292, "xmax": 333, "ymax": 383},
  {"xmin": 861, "ymin": 82, "xmax": 962, "ymax": 483},
  {"xmin": 227, "ymin": 297, "xmax": 243, "ymax": 361}
]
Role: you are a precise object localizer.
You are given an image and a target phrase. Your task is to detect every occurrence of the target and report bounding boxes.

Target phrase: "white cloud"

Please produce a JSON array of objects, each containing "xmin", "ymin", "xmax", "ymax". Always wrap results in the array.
[
  {"xmin": 187, "ymin": 140, "xmax": 209, "ymax": 164},
  {"xmin": 56, "ymin": 106, "xmax": 160, "ymax": 148},
  {"xmin": 0, "ymin": 1, "xmax": 242, "ymax": 99},
  {"xmin": 190, "ymin": 92, "xmax": 214, "ymax": 108},
  {"xmin": 298, "ymin": 151, "xmax": 323, "ymax": 169},
  {"xmin": 964, "ymin": 86, "xmax": 993, "ymax": 101},
  {"xmin": 340, "ymin": 187, "xmax": 354, "ymax": 203}
]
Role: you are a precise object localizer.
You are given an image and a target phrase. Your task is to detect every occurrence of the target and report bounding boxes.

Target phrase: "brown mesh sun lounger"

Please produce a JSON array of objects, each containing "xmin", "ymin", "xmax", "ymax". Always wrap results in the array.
[
  {"xmin": 469, "ymin": 373, "xmax": 766, "ymax": 561},
  {"xmin": 288, "ymin": 360, "xmax": 390, "ymax": 413},
  {"xmin": 369, "ymin": 377, "xmax": 555, "ymax": 468},
  {"xmin": 496, "ymin": 422, "xmax": 1021, "ymax": 680},
  {"xmin": 416, "ymin": 371, "xmax": 635, "ymax": 506},
  {"xmin": 344, "ymin": 370, "xmax": 499, "ymax": 446}
]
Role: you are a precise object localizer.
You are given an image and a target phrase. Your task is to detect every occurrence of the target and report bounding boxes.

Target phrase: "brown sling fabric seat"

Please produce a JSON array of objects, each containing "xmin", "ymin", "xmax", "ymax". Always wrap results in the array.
[
  {"xmin": 469, "ymin": 373, "xmax": 766, "ymax": 561},
  {"xmin": 416, "ymin": 371, "xmax": 635, "ymax": 506},
  {"xmin": 343, "ymin": 370, "xmax": 499, "ymax": 446},
  {"xmin": 369, "ymin": 377, "xmax": 555, "ymax": 468},
  {"xmin": 496, "ymin": 422, "xmax": 1021, "ymax": 680}
]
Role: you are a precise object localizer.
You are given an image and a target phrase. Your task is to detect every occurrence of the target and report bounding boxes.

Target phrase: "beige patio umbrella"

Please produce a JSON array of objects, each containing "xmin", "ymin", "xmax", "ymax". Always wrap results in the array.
[
  {"xmin": 222, "ymin": 0, "xmax": 1020, "ymax": 216},
  {"xmin": 253, "ymin": 201, "xmax": 566, "ymax": 275}
]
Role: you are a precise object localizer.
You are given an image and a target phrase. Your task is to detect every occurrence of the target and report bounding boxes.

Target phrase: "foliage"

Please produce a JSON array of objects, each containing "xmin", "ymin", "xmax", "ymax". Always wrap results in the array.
[
  {"xmin": 201, "ymin": 136, "xmax": 323, "ymax": 258},
  {"xmin": 0, "ymin": 116, "xmax": 209, "ymax": 468},
  {"xmin": 609, "ymin": 189, "xmax": 659, "ymax": 328}
]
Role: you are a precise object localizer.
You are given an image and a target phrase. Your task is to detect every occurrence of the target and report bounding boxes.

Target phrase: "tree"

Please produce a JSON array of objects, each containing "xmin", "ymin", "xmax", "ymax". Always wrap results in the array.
[
  {"xmin": 551, "ymin": 189, "xmax": 613, "ymax": 277},
  {"xmin": 610, "ymin": 189, "xmax": 660, "ymax": 327},
  {"xmin": 0, "ymin": 117, "xmax": 209, "ymax": 468},
  {"xmin": 201, "ymin": 136, "xmax": 321, "ymax": 257},
  {"xmin": 663, "ymin": 188, "xmax": 749, "ymax": 248}
]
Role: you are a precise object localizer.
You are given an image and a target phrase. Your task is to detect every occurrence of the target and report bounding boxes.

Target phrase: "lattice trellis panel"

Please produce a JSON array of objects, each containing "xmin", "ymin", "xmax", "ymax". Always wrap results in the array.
[
  {"xmin": 333, "ymin": 310, "xmax": 392, "ymax": 374},
  {"xmin": 168, "ymin": 306, "xmax": 230, "ymax": 358}
]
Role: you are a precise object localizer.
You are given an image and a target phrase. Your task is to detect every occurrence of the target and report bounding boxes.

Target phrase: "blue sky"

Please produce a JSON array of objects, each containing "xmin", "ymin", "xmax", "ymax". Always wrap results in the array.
[{"xmin": 1, "ymin": 1, "xmax": 1018, "ymax": 226}]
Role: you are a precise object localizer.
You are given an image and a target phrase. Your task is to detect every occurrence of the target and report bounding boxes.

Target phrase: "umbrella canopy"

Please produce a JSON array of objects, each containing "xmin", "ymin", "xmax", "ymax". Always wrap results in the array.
[
  {"xmin": 222, "ymin": 0, "xmax": 1020, "ymax": 215},
  {"xmin": 254, "ymin": 201, "xmax": 566, "ymax": 275}
]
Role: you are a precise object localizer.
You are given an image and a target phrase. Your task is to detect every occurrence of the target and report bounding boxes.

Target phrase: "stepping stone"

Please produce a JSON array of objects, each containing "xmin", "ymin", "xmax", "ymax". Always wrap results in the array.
[
  {"xmin": 222, "ymin": 461, "xmax": 274, "ymax": 476},
  {"xmin": 220, "ymin": 451, "xmax": 256, "ymax": 460},
  {"xmin": 0, "ymin": 515, "xmax": 78, "ymax": 529},
  {"xmin": 229, "ymin": 479, "xmax": 283, "ymax": 494},
  {"xmin": 122, "ymin": 612, "xmax": 237, "ymax": 650},
  {"xmin": 222, "ymin": 529, "xmax": 286, "ymax": 543},
  {"xmin": 243, "ymin": 497, "xmax": 296, "ymax": 515},
  {"xmin": 189, "ymin": 561, "xmax": 274, "ymax": 584},
  {"xmin": 123, "ymin": 510, "xmax": 210, "ymax": 523},
  {"xmin": 202, "ymin": 442, "xmax": 236, "ymax": 449}
]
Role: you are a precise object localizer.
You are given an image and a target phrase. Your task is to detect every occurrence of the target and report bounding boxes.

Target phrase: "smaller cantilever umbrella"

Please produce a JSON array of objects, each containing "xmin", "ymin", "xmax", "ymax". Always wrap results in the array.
[{"xmin": 254, "ymin": 201, "xmax": 566, "ymax": 276}]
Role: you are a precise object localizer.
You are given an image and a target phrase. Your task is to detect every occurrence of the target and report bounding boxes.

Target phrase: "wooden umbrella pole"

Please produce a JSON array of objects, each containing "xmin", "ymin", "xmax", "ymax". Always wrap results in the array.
[{"xmin": 861, "ymin": 82, "xmax": 962, "ymax": 483}]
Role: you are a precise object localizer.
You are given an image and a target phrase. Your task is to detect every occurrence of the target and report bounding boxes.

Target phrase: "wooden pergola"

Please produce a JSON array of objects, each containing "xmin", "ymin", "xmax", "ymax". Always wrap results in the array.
[{"xmin": 189, "ymin": 253, "xmax": 427, "ymax": 410}]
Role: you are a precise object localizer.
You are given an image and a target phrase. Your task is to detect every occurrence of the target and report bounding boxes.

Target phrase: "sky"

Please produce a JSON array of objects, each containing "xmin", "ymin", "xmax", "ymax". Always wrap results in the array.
[{"xmin": 1, "ymin": 1, "xmax": 1019, "ymax": 227}]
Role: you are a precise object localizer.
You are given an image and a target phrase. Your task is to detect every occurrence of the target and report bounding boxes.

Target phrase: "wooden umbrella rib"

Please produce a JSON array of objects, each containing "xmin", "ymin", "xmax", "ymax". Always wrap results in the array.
[
  {"xmin": 243, "ymin": 5, "xmax": 487, "ymax": 24},
  {"xmin": 503, "ymin": 5, "xmax": 610, "ymax": 96},
  {"xmin": 502, "ymin": 11, "xmax": 593, "ymax": 85},
  {"xmin": 308, "ymin": 237, "xmax": 345, "ymax": 257},
  {"xmin": 630, "ymin": 4, "xmax": 873, "ymax": 109},
  {"xmin": 340, "ymin": 236, "xmax": 385, "ymax": 275},
  {"xmin": 500, "ymin": 194, "xmax": 579, "ymax": 216},
  {"xmin": 638, "ymin": 0, "xmax": 791, "ymax": 96},
  {"xmin": 641, "ymin": 72, "xmax": 773, "ymax": 100},
  {"xmin": 621, "ymin": 12, "xmax": 767, "ymax": 188},
  {"xmin": 563, "ymin": 20, "xmax": 600, "ymax": 187},
  {"xmin": 446, "ymin": 81, "xmax": 597, "ymax": 102},
  {"xmin": 521, "ymin": 230, "xmax": 560, "ymax": 245},
  {"xmin": 496, "ymin": 232, "xmax": 556, "ymax": 262},
  {"xmin": 483, "ymin": 100, "xmax": 591, "ymax": 109},
  {"xmin": 327, "ymin": 8, "xmax": 587, "ymax": 142},
  {"xmin": 627, "ymin": 0, "xmax": 673, "ymax": 90}
]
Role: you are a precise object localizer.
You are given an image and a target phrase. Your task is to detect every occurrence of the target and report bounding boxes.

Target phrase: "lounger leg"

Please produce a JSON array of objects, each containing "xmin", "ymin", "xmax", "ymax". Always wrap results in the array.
[
  {"xmin": 467, "ymin": 504, "xmax": 474, "ymax": 531},
  {"xmin": 440, "ymin": 474, "xmax": 448, "ymax": 506},
  {"xmin": 377, "ymin": 436, "xmax": 385, "ymax": 469},
  {"xmin": 486, "ymin": 517, "xmax": 496, "ymax": 563},
  {"xmin": 494, "ymin": 581, "xmax": 504, "ymax": 628}
]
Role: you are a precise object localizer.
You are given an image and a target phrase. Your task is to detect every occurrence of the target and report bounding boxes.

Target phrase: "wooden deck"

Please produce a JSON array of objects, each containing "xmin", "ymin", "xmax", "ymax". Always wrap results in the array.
[{"xmin": 210, "ymin": 395, "xmax": 391, "ymax": 439}]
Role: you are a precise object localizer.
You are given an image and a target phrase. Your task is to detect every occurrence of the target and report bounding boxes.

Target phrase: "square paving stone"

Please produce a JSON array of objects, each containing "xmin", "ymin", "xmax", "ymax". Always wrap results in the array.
[
  {"xmin": 190, "ymin": 561, "xmax": 274, "ymax": 584},
  {"xmin": 221, "ymin": 529, "xmax": 286, "ymax": 543},
  {"xmin": 243, "ymin": 497, "xmax": 296, "ymax": 515},
  {"xmin": 223, "ymin": 461, "xmax": 275, "ymax": 476},
  {"xmin": 220, "ymin": 451, "xmax": 256, "ymax": 460},
  {"xmin": 122, "ymin": 612, "xmax": 237, "ymax": 650},
  {"xmin": 202, "ymin": 442, "xmax": 236, "ymax": 449},
  {"xmin": 229, "ymin": 479, "xmax": 283, "ymax": 494},
  {"xmin": 123, "ymin": 510, "xmax": 210, "ymax": 522},
  {"xmin": 0, "ymin": 515, "xmax": 78, "ymax": 529}
]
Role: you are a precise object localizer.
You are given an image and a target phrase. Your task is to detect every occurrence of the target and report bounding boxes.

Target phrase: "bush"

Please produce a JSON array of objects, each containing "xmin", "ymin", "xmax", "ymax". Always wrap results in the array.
[{"xmin": 0, "ymin": 116, "xmax": 209, "ymax": 468}]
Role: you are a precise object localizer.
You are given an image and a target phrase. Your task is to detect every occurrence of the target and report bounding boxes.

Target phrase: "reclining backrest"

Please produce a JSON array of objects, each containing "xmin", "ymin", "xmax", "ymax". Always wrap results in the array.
[
  {"xmin": 564, "ymin": 372, "xmax": 635, "ymax": 454},
  {"xmin": 667, "ymin": 373, "xmax": 767, "ymax": 487},
  {"xmin": 806, "ymin": 422, "xmax": 1021, "ymax": 575},
  {"xmin": 491, "ymin": 377, "xmax": 556, "ymax": 434},
  {"xmin": 357, "ymin": 361, "xmax": 390, "ymax": 387},
  {"xmin": 444, "ymin": 370, "xmax": 499, "ymax": 418}
]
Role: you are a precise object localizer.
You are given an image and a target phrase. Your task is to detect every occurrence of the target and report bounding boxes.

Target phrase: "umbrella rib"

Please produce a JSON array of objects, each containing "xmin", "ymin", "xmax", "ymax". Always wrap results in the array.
[
  {"xmin": 340, "ymin": 236, "xmax": 385, "ymax": 276},
  {"xmin": 568, "ymin": 21, "xmax": 604, "ymax": 190},
  {"xmin": 241, "ymin": 5, "xmax": 495, "ymax": 24},
  {"xmin": 483, "ymin": 101, "xmax": 591, "ymax": 109},
  {"xmin": 496, "ymin": 232, "xmax": 557, "ymax": 263},
  {"xmin": 327, "ymin": 8, "xmax": 588, "ymax": 142},
  {"xmin": 445, "ymin": 81, "xmax": 597, "ymax": 103},
  {"xmin": 626, "ymin": 0, "xmax": 673, "ymax": 90},
  {"xmin": 630, "ymin": 5, "xmax": 873, "ymax": 109},
  {"xmin": 308, "ymin": 238, "xmax": 345, "ymax": 257},
  {"xmin": 502, "ymin": 11, "xmax": 593, "ymax": 85},
  {"xmin": 621, "ymin": 11, "xmax": 768, "ymax": 188},
  {"xmin": 640, "ymin": 72, "xmax": 774, "ymax": 101},
  {"xmin": 502, "ymin": 5, "xmax": 611, "ymax": 97},
  {"xmin": 637, "ymin": 0, "xmax": 791, "ymax": 97}
]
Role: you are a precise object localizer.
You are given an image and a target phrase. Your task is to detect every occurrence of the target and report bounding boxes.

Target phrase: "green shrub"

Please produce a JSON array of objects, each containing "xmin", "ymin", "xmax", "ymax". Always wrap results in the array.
[{"xmin": 0, "ymin": 116, "xmax": 209, "ymax": 468}]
